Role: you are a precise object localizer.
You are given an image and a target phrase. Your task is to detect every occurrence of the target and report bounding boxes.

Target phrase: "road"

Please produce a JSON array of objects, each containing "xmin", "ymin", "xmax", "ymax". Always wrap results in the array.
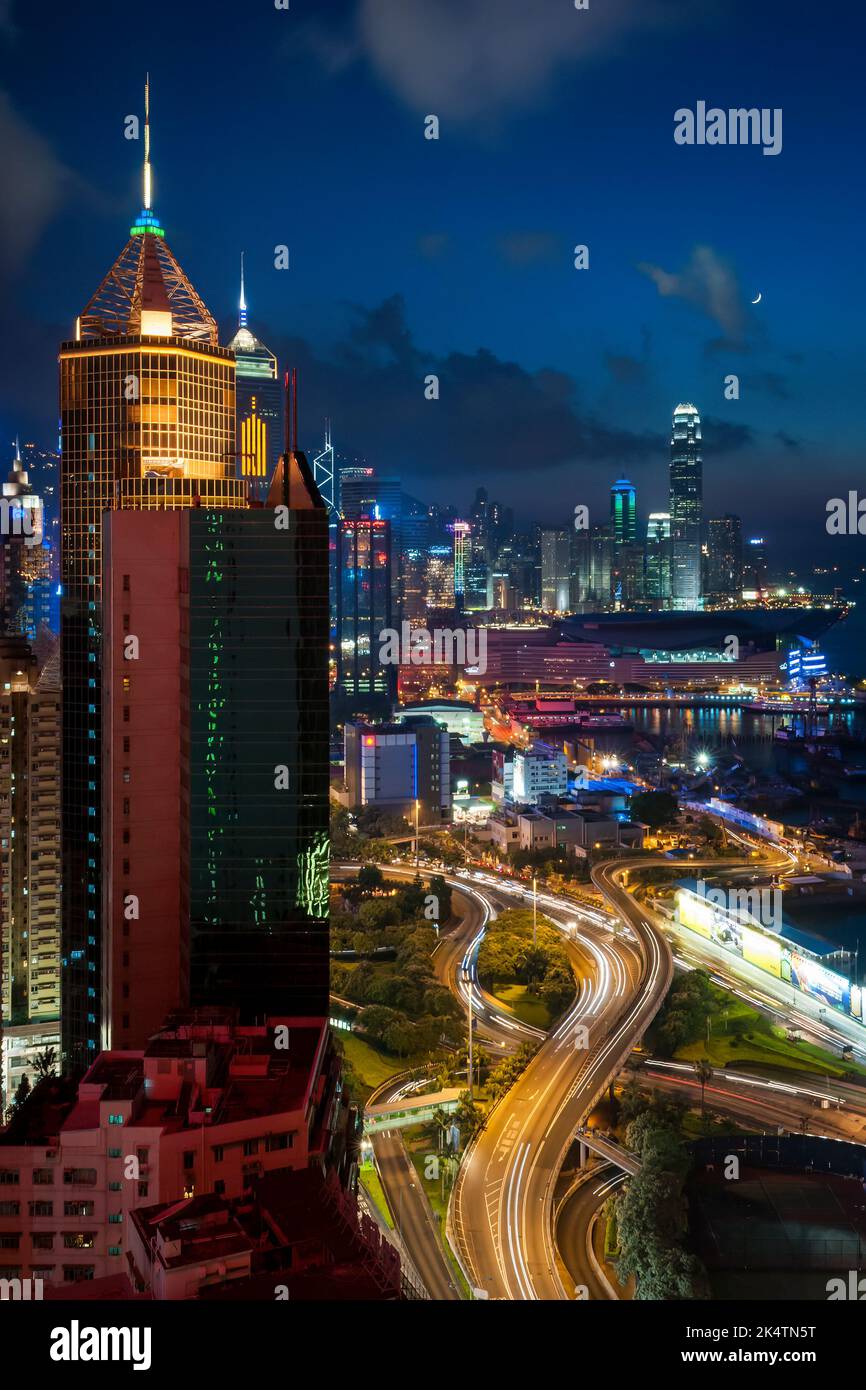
[
  {"xmin": 448, "ymin": 860, "xmax": 670, "ymax": 1300},
  {"xmin": 371, "ymin": 1126, "xmax": 461, "ymax": 1301},
  {"xmin": 555, "ymin": 1164, "xmax": 626, "ymax": 1300}
]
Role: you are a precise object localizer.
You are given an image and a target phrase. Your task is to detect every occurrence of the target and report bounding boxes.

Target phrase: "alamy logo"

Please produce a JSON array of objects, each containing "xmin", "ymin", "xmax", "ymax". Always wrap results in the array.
[
  {"xmin": 674, "ymin": 102, "xmax": 782, "ymax": 156},
  {"xmin": 826, "ymin": 492, "xmax": 866, "ymax": 535},
  {"xmin": 0, "ymin": 1276, "xmax": 43, "ymax": 1300},
  {"xmin": 694, "ymin": 878, "xmax": 783, "ymax": 930},
  {"xmin": 0, "ymin": 498, "xmax": 42, "ymax": 547},
  {"xmin": 378, "ymin": 622, "xmax": 487, "ymax": 675},
  {"xmin": 49, "ymin": 1321, "xmax": 152, "ymax": 1371},
  {"xmin": 827, "ymin": 1272, "xmax": 866, "ymax": 1300}
]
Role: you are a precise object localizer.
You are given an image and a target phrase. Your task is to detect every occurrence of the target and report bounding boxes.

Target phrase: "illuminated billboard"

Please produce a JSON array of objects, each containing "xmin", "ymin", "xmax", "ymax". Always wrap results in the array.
[
  {"xmin": 675, "ymin": 887, "xmax": 857, "ymax": 1023},
  {"xmin": 675, "ymin": 890, "xmax": 715, "ymax": 940},
  {"xmin": 741, "ymin": 925, "xmax": 782, "ymax": 979},
  {"xmin": 789, "ymin": 951, "xmax": 851, "ymax": 1015}
]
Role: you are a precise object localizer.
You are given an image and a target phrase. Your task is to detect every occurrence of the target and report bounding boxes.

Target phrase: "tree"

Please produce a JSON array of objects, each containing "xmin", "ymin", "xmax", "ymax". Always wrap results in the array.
[
  {"xmin": 357, "ymin": 863, "xmax": 384, "ymax": 892},
  {"xmin": 13, "ymin": 1074, "xmax": 31, "ymax": 1110},
  {"xmin": 692, "ymin": 1059, "xmax": 714, "ymax": 1116},
  {"xmin": 33, "ymin": 1047, "xmax": 57, "ymax": 1081}
]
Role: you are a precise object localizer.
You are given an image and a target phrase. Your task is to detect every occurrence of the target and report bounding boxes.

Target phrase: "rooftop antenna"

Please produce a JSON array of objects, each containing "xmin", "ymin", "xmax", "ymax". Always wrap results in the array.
[
  {"xmin": 238, "ymin": 251, "xmax": 247, "ymax": 329},
  {"xmin": 143, "ymin": 73, "xmax": 152, "ymax": 211}
]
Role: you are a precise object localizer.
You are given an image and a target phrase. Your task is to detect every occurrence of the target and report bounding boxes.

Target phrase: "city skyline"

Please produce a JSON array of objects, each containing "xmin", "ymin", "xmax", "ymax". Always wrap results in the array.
[{"xmin": 0, "ymin": 0, "xmax": 864, "ymax": 573}]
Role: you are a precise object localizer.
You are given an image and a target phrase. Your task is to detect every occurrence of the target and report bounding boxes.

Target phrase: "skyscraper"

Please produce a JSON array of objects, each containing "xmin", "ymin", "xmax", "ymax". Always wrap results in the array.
[
  {"xmin": 451, "ymin": 521, "xmax": 471, "ymax": 613},
  {"xmin": 336, "ymin": 517, "xmax": 395, "ymax": 712},
  {"xmin": 669, "ymin": 403, "xmax": 703, "ymax": 610},
  {"xmin": 1, "ymin": 439, "xmax": 52, "ymax": 640},
  {"xmin": 645, "ymin": 512, "xmax": 672, "ymax": 604},
  {"xmin": 706, "ymin": 514, "xmax": 743, "ymax": 598},
  {"xmin": 228, "ymin": 254, "xmax": 282, "ymax": 503},
  {"xmin": 572, "ymin": 526, "xmax": 613, "ymax": 610},
  {"xmin": 610, "ymin": 478, "xmax": 637, "ymax": 545},
  {"xmin": 744, "ymin": 536, "xmax": 769, "ymax": 595},
  {"xmin": 59, "ymin": 84, "xmax": 246, "ymax": 1069},
  {"xmin": 540, "ymin": 528, "xmax": 572, "ymax": 613},
  {"xmin": 0, "ymin": 639, "xmax": 61, "ymax": 1110},
  {"xmin": 101, "ymin": 458, "xmax": 330, "ymax": 1045}
]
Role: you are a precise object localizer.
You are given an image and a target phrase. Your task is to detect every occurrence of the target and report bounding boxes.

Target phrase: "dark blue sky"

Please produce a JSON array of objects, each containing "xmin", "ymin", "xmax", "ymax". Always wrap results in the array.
[{"xmin": 1, "ymin": 0, "xmax": 864, "ymax": 570}]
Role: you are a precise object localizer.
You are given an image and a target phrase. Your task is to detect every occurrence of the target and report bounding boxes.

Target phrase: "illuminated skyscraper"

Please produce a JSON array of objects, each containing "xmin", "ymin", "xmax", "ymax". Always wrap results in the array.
[
  {"xmin": 1, "ymin": 439, "xmax": 52, "ymax": 640},
  {"xmin": 610, "ymin": 478, "xmax": 637, "ymax": 546},
  {"xmin": 645, "ymin": 512, "xmax": 672, "ymax": 604},
  {"xmin": 228, "ymin": 254, "xmax": 282, "ymax": 503},
  {"xmin": 0, "ymin": 640, "xmax": 61, "ymax": 1110},
  {"xmin": 540, "ymin": 528, "xmax": 571, "ymax": 613},
  {"xmin": 101, "ymin": 447, "xmax": 330, "ymax": 1044},
  {"xmin": 59, "ymin": 82, "xmax": 246, "ymax": 1069},
  {"xmin": 451, "ymin": 521, "xmax": 471, "ymax": 613},
  {"xmin": 336, "ymin": 517, "xmax": 395, "ymax": 713},
  {"xmin": 669, "ymin": 403, "xmax": 703, "ymax": 610}
]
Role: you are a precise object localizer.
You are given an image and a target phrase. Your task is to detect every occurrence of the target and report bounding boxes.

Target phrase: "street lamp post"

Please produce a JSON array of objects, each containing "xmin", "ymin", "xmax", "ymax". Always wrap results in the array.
[
  {"xmin": 533, "ymin": 875, "xmax": 538, "ymax": 948},
  {"xmin": 468, "ymin": 979, "xmax": 474, "ymax": 1100}
]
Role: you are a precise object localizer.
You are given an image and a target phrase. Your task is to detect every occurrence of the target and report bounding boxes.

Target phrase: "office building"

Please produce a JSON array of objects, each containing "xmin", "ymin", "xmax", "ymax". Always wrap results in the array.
[
  {"xmin": 706, "ymin": 514, "xmax": 743, "ymax": 599},
  {"xmin": 572, "ymin": 526, "xmax": 614, "ymax": 609},
  {"xmin": 451, "ymin": 521, "xmax": 471, "ymax": 613},
  {"xmin": 343, "ymin": 716, "xmax": 451, "ymax": 824},
  {"xmin": 101, "ymin": 476, "xmax": 330, "ymax": 1047},
  {"xmin": 426, "ymin": 544, "xmax": 455, "ymax": 609},
  {"xmin": 227, "ymin": 255, "xmax": 282, "ymax": 504},
  {"xmin": 540, "ymin": 528, "xmax": 572, "ymax": 613},
  {"xmin": 59, "ymin": 92, "xmax": 247, "ymax": 1067},
  {"xmin": 744, "ymin": 536, "xmax": 769, "ymax": 595},
  {"xmin": 645, "ymin": 512, "xmax": 672, "ymax": 604},
  {"xmin": 613, "ymin": 542, "xmax": 645, "ymax": 608},
  {"xmin": 610, "ymin": 478, "xmax": 637, "ymax": 545},
  {"xmin": 0, "ymin": 640, "xmax": 61, "ymax": 1112},
  {"xmin": 336, "ymin": 517, "xmax": 395, "ymax": 712},
  {"xmin": 1, "ymin": 441, "xmax": 52, "ymax": 641},
  {"xmin": 492, "ymin": 742, "xmax": 568, "ymax": 806},
  {"xmin": 669, "ymin": 403, "xmax": 703, "ymax": 610}
]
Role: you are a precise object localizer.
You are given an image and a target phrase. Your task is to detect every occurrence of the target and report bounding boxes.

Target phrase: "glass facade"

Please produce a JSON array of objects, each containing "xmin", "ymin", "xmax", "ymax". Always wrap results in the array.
[
  {"xmin": 669, "ymin": 403, "xmax": 703, "ymax": 611},
  {"xmin": 186, "ymin": 509, "xmax": 330, "ymax": 1018},
  {"xmin": 60, "ymin": 327, "xmax": 246, "ymax": 1070},
  {"xmin": 336, "ymin": 518, "xmax": 394, "ymax": 703}
]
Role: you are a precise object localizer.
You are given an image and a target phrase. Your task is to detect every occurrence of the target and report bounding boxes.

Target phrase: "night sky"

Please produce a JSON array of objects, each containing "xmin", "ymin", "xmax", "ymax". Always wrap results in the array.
[{"xmin": 1, "ymin": 0, "xmax": 864, "ymax": 577}]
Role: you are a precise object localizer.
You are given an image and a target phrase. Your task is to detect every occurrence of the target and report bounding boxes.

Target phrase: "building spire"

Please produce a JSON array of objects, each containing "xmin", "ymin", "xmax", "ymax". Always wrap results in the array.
[
  {"xmin": 239, "ymin": 251, "xmax": 247, "ymax": 328},
  {"xmin": 143, "ymin": 74, "xmax": 152, "ymax": 211},
  {"xmin": 130, "ymin": 75, "xmax": 164, "ymax": 238}
]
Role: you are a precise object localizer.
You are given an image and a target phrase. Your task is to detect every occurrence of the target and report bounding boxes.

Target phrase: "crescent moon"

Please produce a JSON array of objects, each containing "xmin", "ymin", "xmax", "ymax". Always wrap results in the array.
[{"xmin": 751, "ymin": 292, "xmax": 762, "ymax": 305}]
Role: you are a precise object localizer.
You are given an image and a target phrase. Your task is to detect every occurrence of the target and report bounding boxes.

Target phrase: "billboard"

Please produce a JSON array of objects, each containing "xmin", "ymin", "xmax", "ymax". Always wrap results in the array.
[
  {"xmin": 789, "ymin": 951, "xmax": 851, "ymax": 1015},
  {"xmin": 675, "ymin": 888, "xmax": 856, "ymax": 1021},
  {"xmin": 741, "ymin": 925, "xmax": 783, "ymax": 979}
]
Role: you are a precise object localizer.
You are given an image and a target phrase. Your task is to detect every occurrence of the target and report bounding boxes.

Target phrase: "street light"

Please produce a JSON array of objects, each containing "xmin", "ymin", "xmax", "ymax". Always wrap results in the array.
[{"xmin": 532, "ymin": 875, "xmax": 538, "ymax": 947}]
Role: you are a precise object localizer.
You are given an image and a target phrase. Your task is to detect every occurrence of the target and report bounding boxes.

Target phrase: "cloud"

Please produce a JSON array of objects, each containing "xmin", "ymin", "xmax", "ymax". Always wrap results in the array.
[
  {"xmin": 0, "ymin": 89, "xmax": 75, "ymax": 271},
  {"xmin": 0, "ymin": 0, "xmax": 15, "ymax": 37},
  {"xmin": 637, "ymin": 244, "xmax": 749, "ymax": 344},
  {"xmin": 307, "ymin": 0, "xmax": 688, "ymax": 124},
  {"xmin": 774, "ymin": 429, "xmax": 801, "ymax": 451},
  {"xmin": 496, "ymin": 231, "xmax": 559, "ymax": 266},
  {"xmin": 256, "ymin": 294, "xmax": 662, "ymax": 482},
  {"xmin": 701, "ymin": 415, "xmax": 755, "ymax": 452}
]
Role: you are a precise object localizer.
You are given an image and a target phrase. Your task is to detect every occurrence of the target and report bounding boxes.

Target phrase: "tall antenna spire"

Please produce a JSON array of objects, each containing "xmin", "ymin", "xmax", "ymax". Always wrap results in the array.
[
  {"xmin": 239, "ymin": 251, "xmax": 247, "ymax": 328},
  {"xmin": 143, "ymin": 73, "xmax": 152, "ymax": 211}
]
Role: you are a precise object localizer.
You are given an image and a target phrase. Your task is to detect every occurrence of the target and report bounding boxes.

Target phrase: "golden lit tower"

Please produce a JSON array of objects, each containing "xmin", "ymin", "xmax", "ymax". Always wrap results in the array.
[{"xmin": 59, "ymin": 79, "xmax": 246, "ymax": 1070}]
